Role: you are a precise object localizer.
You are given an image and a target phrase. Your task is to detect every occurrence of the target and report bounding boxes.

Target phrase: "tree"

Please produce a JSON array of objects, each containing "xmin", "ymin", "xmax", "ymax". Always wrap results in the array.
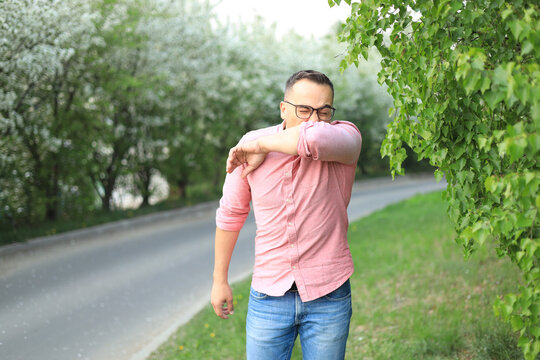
[
  {"xmin": 0, "ymin": 0, "xmax": 100, "ymax": 221},
  {"xmin": 0, "ymin": 0, "xmax": 400, "ymax": 227},
  {"xmin": 330, "ymin": 0, "xmax": 539, "ymax": 358}
]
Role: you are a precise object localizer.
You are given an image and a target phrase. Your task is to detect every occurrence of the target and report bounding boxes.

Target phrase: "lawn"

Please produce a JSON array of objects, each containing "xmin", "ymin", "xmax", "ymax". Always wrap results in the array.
[{"xmin": 148, "ymin": 191, "xmax": 524, "ymax": 360}]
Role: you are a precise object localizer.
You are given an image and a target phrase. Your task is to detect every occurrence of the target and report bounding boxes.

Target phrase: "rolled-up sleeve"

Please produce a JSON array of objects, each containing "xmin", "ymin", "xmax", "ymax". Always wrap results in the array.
[
  {"xmin": 297, "ymin": 120, "xmax": 362, "ymax": 165},
  {"xmin": 216, "ymin": 137, "xmax": 252, "ymax": 231}
]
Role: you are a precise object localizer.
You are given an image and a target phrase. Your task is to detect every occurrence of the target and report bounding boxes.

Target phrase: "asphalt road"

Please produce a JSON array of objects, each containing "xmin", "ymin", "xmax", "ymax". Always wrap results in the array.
[{"xmin": 0, "ymin": 174, "xmax": 445, "ymax": 360}]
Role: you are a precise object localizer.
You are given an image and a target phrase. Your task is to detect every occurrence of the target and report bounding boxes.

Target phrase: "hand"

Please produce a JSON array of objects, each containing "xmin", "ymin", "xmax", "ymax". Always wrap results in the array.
[
  {"xmin": 226, "ymin": 139, "xmax": 267, "ymax": 178},
  {"xmin": 211, "ymin": 281, "xmax": 234, "ymax": 319}
]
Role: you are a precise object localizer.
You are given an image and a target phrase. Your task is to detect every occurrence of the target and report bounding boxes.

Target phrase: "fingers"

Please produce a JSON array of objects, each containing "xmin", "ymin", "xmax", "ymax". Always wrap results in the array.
[
  {"xmin": 226, "ymin": 147, "xmax": 242, "ymax": 174},
  {"xmin": 227, "ymin": 142, "xmax": 266, "ymax": 176},
  {"xmin": 211, "ymin": 282, "xmax": 234, "ymax": 319},
  {"xmin": 212, "ymin": 298, "xmax": 234, "ymax": 319},
  {"xmin": 211, "ymin": 301, "xmax": 225, "ymax": 319},
  {"xmin": 227, "ymin": 146, "xmax": 248, "ymax": 174},
  {"xmin": 226, "ymin": 147, "xmax": 236, "ymax": 173},
  {"xmin": 226, "ymin": 298, "xmax": 234, "ymax": 316}
]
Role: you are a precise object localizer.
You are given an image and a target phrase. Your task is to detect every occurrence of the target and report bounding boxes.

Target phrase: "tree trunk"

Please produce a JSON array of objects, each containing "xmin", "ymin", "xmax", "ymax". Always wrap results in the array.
[
  {"xmin": 177, "ymin": 179, "xmax": 187, "ymax": 199},
  {"xmin": 101, "ymin": 195, "xmax": 111, "ymax": 211},
  {"xmin": 44, "ymin": 162, "xmax": 60, "ymax": 221},
  {"xmin": 138, "ymin": 167, "xmax": 152, "ymax": 207}
]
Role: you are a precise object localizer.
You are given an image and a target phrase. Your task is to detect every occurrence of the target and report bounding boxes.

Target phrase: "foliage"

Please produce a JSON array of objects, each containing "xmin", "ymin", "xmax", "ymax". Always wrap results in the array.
[
  {"xmin": 330, "ymin": 0, "xmax": 539, "ymax": 358},
  {"xmin": 0, "ymin": 0, "xmax": 100, "ymax": 222},
  {"xmin": 0, "ymin": 0, "xmax": 396, "ymax": 239}
]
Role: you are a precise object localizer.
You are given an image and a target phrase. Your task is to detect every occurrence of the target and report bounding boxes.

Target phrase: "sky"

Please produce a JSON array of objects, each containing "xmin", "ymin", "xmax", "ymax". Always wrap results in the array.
[{"xmin": 212, "ymin": 0, "xmax": 353, "ymax": 39}]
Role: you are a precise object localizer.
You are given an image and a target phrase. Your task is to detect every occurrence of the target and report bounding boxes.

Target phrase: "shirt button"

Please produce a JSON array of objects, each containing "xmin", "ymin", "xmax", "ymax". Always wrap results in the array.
[
  {"xmin": 288, "ymin": 222, "xmax": 293, "ymax": 226},
  {"xmin": 285, "ymin": 172, "xmax": 291, "ymax": 177},
  {"xmin": 292, "ymin": 266, "xmax": 296, "ymax": 269},
  {"xmin": 290, "ymin": 244, "xmax": 295, "ymax": 248},
  {"xmin": 286, "ymin": 198, "xmax": 292, "ymax": 202}
]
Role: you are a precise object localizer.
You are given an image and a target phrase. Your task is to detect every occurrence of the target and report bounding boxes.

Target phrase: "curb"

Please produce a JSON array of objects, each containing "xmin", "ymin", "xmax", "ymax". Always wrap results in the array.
[
  {"xmin": 0, "ymin": 200, "xmax": 219, "ymax": 258},
  {"xmin": 0, "ymin": 173, "xmax": 438, "ymax": 258}
]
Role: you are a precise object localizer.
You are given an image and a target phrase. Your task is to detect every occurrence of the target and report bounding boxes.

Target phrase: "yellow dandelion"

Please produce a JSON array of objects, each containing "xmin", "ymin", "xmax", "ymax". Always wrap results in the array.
[
  {"xmin": 238, "ymin": 294, "xmax": 243, "ymax": 300},
  {"xmin": 210, "ymin": 332, "xmax": 215, "ymax": 338},
  {"xmin": 204, "ymin": 323, "xmax": 209, "ymax": 328},
  {"xmin": 178, "ymin": 345, "xmax": 184, "ymax": 351},
  {"xmin": 233, "ymin": 300, "xmax": 238, "ymax": 305}
]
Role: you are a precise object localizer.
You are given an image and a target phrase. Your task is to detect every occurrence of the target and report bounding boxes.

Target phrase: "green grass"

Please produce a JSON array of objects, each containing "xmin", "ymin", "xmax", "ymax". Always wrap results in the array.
[{"xmin": 148, "ymin": 191, "xmax": 525, "ymax": 360}]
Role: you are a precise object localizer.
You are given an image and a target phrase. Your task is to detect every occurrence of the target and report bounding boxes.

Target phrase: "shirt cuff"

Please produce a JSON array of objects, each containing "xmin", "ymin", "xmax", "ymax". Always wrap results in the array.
[{"xmin": 297, "ymin": 121, "xmax": 317, "ymax": 159}]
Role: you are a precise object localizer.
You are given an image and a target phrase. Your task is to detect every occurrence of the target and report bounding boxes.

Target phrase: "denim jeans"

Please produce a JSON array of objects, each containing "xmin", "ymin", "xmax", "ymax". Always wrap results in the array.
[{"xmin": 246, "ymin": 279, "xmax": 352, "ymax": 360}]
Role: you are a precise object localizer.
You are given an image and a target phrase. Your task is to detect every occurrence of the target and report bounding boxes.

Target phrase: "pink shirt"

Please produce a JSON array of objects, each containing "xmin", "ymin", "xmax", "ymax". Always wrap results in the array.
[{"xmin": 216, "ymin": 120, "xmax": 362, "ymax": 301}]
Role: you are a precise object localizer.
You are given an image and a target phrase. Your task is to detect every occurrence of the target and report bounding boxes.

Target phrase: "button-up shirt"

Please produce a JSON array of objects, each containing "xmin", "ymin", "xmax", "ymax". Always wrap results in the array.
[{"xmin": 216, "ymin": 120, "xmax": 362, "ymax": 301}]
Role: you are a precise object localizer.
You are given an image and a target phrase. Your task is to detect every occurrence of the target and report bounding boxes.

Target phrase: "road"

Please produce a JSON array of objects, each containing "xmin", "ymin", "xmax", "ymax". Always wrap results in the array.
[{"xmin": 0, "ymin": 174, "xmax": 445, "ymax": 360}]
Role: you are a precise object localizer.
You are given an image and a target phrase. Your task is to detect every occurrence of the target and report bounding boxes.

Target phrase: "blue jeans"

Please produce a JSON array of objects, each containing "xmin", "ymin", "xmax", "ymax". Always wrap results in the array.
[{"xmin": 246, "ymin": 279, "xmax": 352, "ymax": 360}]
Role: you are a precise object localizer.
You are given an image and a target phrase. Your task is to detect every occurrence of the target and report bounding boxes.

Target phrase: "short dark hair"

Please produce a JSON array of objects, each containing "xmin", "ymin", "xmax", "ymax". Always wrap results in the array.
[{"xmin": 285, "ymin": 70, "xmax": 334, "ymax": 100}]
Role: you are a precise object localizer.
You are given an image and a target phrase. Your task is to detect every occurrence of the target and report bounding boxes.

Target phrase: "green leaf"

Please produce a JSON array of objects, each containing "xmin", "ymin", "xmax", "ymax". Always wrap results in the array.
[
  {"xmin": 485, "ymin": 176, "xmax": 495, "ymax": 193},
  {"xmin": 475, "ymin": 227, "xmax": 489, "ymax": 246},
  {"xmin": 450, "ymin": 0, "xmax": 463, "ymax": 12},
  {"xmin": 518, "ymin": 334, "xmax": 529, "ymax": 348},
  {"xmin": 434, "ymin": 169, "xmax": 444, "ymax": 182},
  {"xmin": 511, "ymin": 315, "xmax": 524, "ymax": 331},
  {"xmin": 485, "ymin": 90, "xmax": 505, "ymax": 110},
  {"xmin": 521, "ymin": 40, "xmax": 534, "ymax": 56},
  {"xmin": 501, "ymin": 8, "xmax": 513, "ymax": 20},
  {"xmin": 493, "ymin": 65, "xmax": 508, "ymax": 86},
  {"xmin": 531, "ymin": 340, "xmax": 540, "ymax": 360},
  {"xmin": 509, "ymin": 20, "xmax": 523, "ymax": 41},
  {"xmin": 498, "ymin": 139, "xmax": 509, "ymax": 157},
  {"xmin": 508, "ymin": 137, "xmax": 527, "ymax": 162},
  {"xmin": 506, "ymin": 294, "xmax": 517, "ymax": 306},
  {"xmin": 480, "ymin": 76, "xmax": 491, "ymax": 94}
]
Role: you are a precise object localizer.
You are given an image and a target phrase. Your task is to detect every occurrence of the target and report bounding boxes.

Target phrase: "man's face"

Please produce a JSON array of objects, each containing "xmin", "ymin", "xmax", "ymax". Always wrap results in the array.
[{"xmin": 280, "ymin": 79, "xmax": 334, "ymax": 129}]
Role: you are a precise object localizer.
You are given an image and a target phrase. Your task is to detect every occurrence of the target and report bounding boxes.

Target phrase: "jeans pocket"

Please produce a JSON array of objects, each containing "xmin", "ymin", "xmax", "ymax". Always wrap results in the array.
[
  {"xmin": 250, "ymin": 287, "xmax": 268, "ymax": 300},
  {"xmin": 323, "ymin": 279, "xmax": 351, "ymax": 301}
]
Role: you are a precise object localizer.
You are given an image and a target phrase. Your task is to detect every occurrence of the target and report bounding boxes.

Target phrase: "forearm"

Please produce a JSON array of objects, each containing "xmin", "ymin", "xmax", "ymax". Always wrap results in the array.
[
  {"xmin": 213, "ymin": 227, "xmax": 240, "ymax": 284},
  {"xmin": 257, "ymin": 124, "xmax": 301, "ymax": 155}
]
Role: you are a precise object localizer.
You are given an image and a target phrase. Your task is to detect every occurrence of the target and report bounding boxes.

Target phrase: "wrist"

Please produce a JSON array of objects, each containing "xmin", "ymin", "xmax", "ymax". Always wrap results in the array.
[
  {"xmin": 256, "ymin": 138, "xmax": 269, "ymax": 154},
  {"xmin": 213, "ymin": 273, "xmax": 229, "ymax": 284}
]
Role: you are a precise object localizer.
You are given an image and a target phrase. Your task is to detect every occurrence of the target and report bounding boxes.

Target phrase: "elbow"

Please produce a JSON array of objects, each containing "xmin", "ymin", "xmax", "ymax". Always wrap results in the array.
[{"xmin": 342, "ymin": 134, "xmax": 362, "ymax": 165}]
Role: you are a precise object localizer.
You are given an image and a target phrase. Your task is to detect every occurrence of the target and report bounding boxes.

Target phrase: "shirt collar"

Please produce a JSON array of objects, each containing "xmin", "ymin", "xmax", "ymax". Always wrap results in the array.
[{"xmin": 279, "ymin": 120, "xmax": 286, "ymax": 132}]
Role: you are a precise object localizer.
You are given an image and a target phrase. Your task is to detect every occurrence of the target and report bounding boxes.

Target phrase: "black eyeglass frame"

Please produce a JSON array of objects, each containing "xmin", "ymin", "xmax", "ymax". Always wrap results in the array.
[{"xmin": 283, "ymin": 100, "xmax": 336, "ymax": 121}]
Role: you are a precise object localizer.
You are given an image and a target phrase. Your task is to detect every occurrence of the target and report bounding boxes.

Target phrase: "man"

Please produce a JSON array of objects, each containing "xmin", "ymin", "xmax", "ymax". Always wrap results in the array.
[{"xmin": 211, "ymin": 70, "xmax": 362, "ymax": 359}]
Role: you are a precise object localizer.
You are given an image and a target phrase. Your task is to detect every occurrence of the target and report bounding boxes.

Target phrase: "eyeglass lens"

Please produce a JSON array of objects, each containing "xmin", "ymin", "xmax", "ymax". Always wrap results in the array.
[{"xmin": 296, "ymin": 106, "xmax": 333, "ymax": 120}]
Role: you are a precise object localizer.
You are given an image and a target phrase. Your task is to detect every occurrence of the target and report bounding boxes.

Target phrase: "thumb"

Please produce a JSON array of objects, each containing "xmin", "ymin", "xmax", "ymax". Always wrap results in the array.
[{"xmin": 227, "ymin": 298, "xmax": 234, "ymax": 315}]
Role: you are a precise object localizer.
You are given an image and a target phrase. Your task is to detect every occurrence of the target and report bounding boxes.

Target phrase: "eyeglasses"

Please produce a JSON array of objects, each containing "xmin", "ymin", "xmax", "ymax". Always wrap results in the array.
[{"xmin": 283, "ymin": 100, "xmax": 336, "ymax": 121}]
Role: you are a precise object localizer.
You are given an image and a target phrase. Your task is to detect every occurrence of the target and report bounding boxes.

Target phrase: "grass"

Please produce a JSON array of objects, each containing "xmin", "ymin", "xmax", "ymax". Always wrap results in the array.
[{"xmin": 148, "ymin": 191, "xmax": 526, "ymax": 360}]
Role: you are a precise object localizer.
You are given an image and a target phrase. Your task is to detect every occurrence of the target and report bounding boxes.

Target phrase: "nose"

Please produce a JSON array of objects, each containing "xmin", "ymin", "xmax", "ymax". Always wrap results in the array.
[{"xmin": 308, "ymin": 110, "xmax": 321, "ymax": 122}]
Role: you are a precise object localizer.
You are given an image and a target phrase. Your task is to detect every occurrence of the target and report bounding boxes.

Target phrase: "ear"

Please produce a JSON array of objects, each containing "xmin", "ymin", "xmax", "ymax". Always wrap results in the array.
[{"xmin": 280, "ymin": 101, "xmax": 287, "ymax": 119}]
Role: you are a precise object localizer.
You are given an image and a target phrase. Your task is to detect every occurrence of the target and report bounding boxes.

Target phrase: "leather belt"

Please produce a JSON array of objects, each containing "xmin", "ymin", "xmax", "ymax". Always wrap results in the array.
[{"xmin": 288, "ymin": 282, "xmax": 298, "ymax": 292}]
